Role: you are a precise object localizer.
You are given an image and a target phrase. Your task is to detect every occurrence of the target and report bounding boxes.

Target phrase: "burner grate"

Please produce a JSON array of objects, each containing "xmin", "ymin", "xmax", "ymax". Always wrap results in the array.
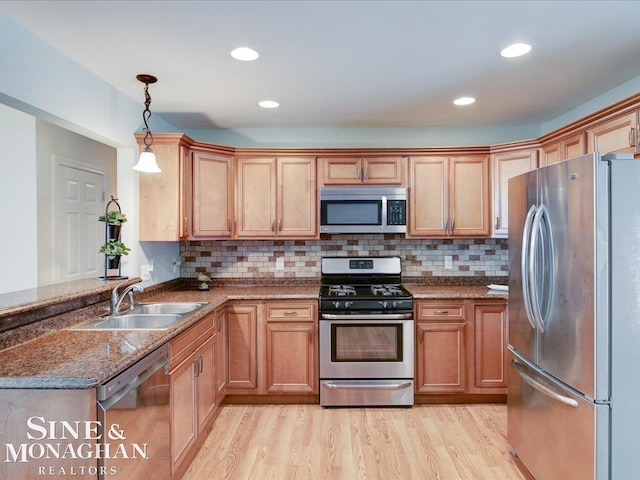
[{"xmin": 328, "ymin": 285, "xmax": 356, "ymax": 296}]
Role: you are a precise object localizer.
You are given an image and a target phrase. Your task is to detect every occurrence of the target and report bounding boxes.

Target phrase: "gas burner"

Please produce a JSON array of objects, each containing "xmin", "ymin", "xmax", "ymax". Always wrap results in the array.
[
  {"xmin": 328, "ymin": 285, "xmax": 356, "ymax": 296},
  {"xmin": 371, "ymin": 284, "xmax": 404, "ymax": 296}
]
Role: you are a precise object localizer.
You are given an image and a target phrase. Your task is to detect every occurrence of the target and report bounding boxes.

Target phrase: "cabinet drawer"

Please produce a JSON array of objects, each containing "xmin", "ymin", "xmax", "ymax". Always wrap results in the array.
[
  {"xmin": 266, "ymin": 302, "xmax": 316, "ymax": 322},
  {"xmin": 170, "ymin": 314, "xmax": 214, "ymax": 368},
  {"xmin": 416, "ymin": 301, "xmax": 465, "ymax": 321}
]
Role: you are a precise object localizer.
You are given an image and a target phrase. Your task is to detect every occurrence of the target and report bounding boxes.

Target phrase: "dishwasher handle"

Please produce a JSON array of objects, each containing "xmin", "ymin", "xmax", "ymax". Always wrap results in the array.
[{"xmin": 97, "ymin": 344, "xmax": 169, "ymax": 403}]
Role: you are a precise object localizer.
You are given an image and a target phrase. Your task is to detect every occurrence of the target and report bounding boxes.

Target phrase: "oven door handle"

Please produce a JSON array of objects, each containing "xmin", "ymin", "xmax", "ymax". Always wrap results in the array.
[
  {"xmin": 322, "ymin": 381, "xmax": 413, "ymax": 390},
  {"xmin": 320, "ymin": 313, "xmax": 413, "ymax": 320}
]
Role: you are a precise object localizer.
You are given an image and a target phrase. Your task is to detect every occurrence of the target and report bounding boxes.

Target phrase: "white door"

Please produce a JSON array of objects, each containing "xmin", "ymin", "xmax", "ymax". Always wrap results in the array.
[{"xmin": 55, "ymin": 160, "xmax": 107, "ymax": 282}]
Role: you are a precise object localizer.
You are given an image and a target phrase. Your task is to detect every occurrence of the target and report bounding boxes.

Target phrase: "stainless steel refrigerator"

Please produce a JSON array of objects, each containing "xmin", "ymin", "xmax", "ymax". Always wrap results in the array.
[{"xmin": 507, "ymin": 152, "xmax": 640, "ymax": 479}]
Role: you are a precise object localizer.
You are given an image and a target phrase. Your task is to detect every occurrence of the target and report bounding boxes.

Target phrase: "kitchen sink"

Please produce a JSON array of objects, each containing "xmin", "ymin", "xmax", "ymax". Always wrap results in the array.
[
  {"xmin": 130, "ymin": 302, "xmax": 205, "ymax": 315},
  {"xmin": 70, "ymin": 302, "xmax": 208, "ymax": 330}
]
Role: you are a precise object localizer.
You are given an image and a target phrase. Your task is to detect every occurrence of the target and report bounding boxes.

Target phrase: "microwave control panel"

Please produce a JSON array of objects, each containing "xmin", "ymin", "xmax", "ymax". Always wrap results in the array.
[{"xmin": 387, "ymin": 200, "xmax": 406, "ymax": 225}]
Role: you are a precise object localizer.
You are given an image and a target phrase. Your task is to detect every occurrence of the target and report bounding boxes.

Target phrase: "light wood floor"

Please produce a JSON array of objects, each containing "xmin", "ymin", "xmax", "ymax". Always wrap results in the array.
[{"xmin": 182, "ymin": 403, "xmax": 526, "ymax": 480}]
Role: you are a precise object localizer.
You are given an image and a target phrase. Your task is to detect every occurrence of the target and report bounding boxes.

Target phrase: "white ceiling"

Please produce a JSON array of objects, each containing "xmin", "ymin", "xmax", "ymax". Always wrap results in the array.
[{"xmin": 2, "ymin": 0, "xmax": 640, "ymax": 130}]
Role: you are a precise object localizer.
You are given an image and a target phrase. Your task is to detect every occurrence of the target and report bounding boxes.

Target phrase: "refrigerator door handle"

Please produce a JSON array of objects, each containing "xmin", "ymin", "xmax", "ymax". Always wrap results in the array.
[
  {"xmin": 521, "ymin": 204, "xmax": 538, "ymax": 330},
  {"xmin": 511, "ymin": 359, "xmax": 579, "ymax": 408},
  {"xmin": 529, "ymin": 204, "xmax": 551, "ymax": 333}
]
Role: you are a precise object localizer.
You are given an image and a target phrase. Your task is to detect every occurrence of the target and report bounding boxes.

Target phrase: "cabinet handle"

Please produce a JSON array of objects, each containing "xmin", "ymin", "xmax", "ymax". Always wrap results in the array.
[
  {"xmin": 271, "ymin": 220, "xmax": 275, "ymax": 232},
  {"xmin": 283, "ymin": 311, "xmax": 298, "ymax": 316},
  {"xmin": 278, "ymin": 219, "xmax": 282, "ymax": 232},
  {"xmin": 495, "ymin": 217, "xmax": 500, "ymax": 231},
  {"xmin": 309, "ymin": 329, "xmax": 313, "ymax": 342},
  {"xmin": 420, "ymin": 328, "xmax": 424, "ymax": 341},
  {"xmin": 194, "ymin": 357, "xmax": 200, "ymax": 377},
  {"xmin": 451, "ymin": 219, "xmax": 455, "ymax": 233},
  {"xmin": 228, "ymin": 219, "xmax": 232, "ymax": 233},
  {"xmin": 363, "ymin": 167, "xmax": 368, "ymax": 181},
  {"xmin": 444, "ymin": 219, "xmax": 449, "ymax": 235},
  {"xmin": 630, "ymin": 127, "xmax": 634, "ymax": 148},
  {"xmin": 636, "ymin": 125, "xmax": 639, "ymax": 147},
  {"xmin": 434, "ymin": 310, "xmax": 449, "ymax": 315}
]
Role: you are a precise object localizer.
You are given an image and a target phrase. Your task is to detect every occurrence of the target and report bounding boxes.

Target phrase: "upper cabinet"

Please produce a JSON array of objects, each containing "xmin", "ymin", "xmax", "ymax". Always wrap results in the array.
[
  {"xmin": 192, "ymin": 150, "xmax": 234, "ymax": 238},
  {"xmin": 137, "ymin": 134, "xmax": 193, "ymax": 241},
  {"xmin": 408, "ymin": 155, "xmax": 490, "ymax": 237},
  {"xmin": 491, "ymin": 148, "xmax": 538, "ymax": 237},
  {"xmin": 319, "ymin": 156, "xmax": 406, "ymax": 186},
  {"xmin": 541, "ymin": 132, "xmax": 585, "ymax": 167},
  {"xmin": 587, "ymin": 110, "xmax": 639, "ymax": 156},
  {"xmin": 236, "ymin": 156, "xmax": 317, "ymax": 239}
]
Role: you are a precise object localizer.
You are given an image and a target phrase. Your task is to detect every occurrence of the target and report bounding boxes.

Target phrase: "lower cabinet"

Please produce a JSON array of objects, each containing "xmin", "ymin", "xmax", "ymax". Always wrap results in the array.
[
  {"xmin": 169, "ymin": 313, "xmax": 217, "ymax": 477},
  {"xmin": 225, "ymin": 304, "xmax": 259, "ymax": 392},
  {"xmin": 416, "ymin": 300, "xmax": 467, "ymax": 393},
  {"xmin": 415, "ymin": 298, "xmax": 507, "ymax": 397},
  {"xmin": 265, "ymin": 301, "xmax": 318, "ymax": 394}
]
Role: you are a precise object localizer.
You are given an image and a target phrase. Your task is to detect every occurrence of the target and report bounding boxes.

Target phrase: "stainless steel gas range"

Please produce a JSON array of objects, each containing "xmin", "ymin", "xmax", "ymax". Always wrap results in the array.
[{"xmin": 318, "ymin": 256, "xmax": 414, "ymax": 407}]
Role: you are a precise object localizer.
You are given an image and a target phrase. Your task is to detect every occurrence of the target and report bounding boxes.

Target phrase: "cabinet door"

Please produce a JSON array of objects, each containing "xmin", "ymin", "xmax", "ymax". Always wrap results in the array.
[
  {"xmin": 179, "ymin": 146, "xmax": 192, "ymax": 238},
  {"xmin": 226, "ymin": 305, "xmax": 258, "ymax": 390},
  {"xmin": 277, "ymin": 157, "xmax": 317, "ymax": 237},
  {"xmin": 195, "ymin": 335, "xmax": 216, "ymax": 434},
  {"xmin": 561, "ymin": 132, "xmax": 586, "ymax": 160},
  {"xmin": 450, "ymin": 155, "xmax": 490, "ymax": 236},
  {"xmin": 408, "ymin": 156, "xmax": 448, "ymax": 236},
  {"xmin": 236, "ymin": 158, "xmax": 277, "ymax": 237},
  {"xmin": 541, "ymin": 141, "xmax": 562, "ymax": 167},
  {"xmin": 214, "ymin": 310, "xmax": 227, "ymax": 400},
  {"xmin": 588, "ymin": 111, "xmax": 638, "ymax": 155},
  {"xmin": 319, "ymin": 157, "xmax": 362, "ymax": 185},
  {"xmin": 192, "ymin": 150, "xmax": 234, "ymax": 238},
  {"xmin": 170, "ymin": 355, "xmax": 197, "ymax": 471},
  {"xmin": 265, "ymin": 321, "xmax": 317, "ymax": 393},
  {"xmin": 416, "ymin": 322, "xmax": 466, "ymax": 393},
  {"xmin": 361, "ymin": 157, "xmax": 405, "ymax": 185},
  {"xmin": 473, "ymin": 303, "xmax": 508, "ymax": 391},
  {"xmin": 491, "ymin": 149, "xmax": 538, "ymax": 237}
]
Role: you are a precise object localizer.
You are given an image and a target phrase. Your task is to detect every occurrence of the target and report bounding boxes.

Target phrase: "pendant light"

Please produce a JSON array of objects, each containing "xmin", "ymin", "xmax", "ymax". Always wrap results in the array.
[{"xmin": 133, "ymin": 74, "xmax": 161, "ymax": 173}]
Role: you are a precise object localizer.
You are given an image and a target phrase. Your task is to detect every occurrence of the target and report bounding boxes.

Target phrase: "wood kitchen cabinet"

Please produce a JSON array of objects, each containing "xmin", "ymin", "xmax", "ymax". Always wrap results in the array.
[
  {"xmin": 225, "ymin": 303, "xmax": 259, "ymax": 392},
  {"xmin": 214, "ymin": 307, "xmax": 227, "ymax": 401},
  {"xmin": 408, "ymin": 155, "xmax": 490, "ymax": 237},
  {"xmin": 236, "ymin": 156, "xmax": 317, "ymax": 238},
  {"xmin": 169, "ymin": 313, "xmax": 217, "ymax": 477},
  {"xmin": 541, "ymin": 132, "xmax": 586, "ymax": 166},
  {"xmin": 491, "ymin": 147, "xmax": 538, "ymax": 237},
  {"xmin": 415, "ymin": 300, "xmax": 467, "ymax": 393},
  {"xmin": 136, "ymin": 133, "xmax": 193, "ymax": 241},
  {"xmin": 191, "ymin": 149, "xmax": 234, "ymax": 238},
  {"xmin": 319, "ymin": 156, "xmax": 406, "ymax": 185},
  {"xmin": 587, "ymin": 110, "xmax": 639, "ymax": 156},
  {"xmin": 469, "ymin": 301, "xmax": 508, "ymax": 393},
  {"xmin": 265, "ymin": 301, "xmax": 318, "ymax": 394}
]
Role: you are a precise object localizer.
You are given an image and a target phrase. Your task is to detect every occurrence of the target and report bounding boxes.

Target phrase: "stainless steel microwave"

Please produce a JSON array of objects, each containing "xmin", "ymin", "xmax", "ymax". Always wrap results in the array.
[{"xmin": 320, "ymin": 187, "xmax": 407, "ymax": 234}]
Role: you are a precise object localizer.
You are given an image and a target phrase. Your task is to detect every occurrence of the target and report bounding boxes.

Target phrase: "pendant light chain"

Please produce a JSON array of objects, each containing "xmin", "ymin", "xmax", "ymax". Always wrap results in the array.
[{"xmin": 142, "ymin": 81, "xmax": 154, "ymax": 149}]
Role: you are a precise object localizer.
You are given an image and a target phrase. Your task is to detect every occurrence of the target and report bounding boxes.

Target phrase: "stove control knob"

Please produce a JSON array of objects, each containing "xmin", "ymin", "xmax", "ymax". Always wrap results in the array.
[
  {"xmin": 379, "ymin": 301, "xmax": 388, "ymax": 309},
  {"xmin": 344, "ymin": 301, "xmax": 353, "ymax": 309},
  {"xmin": 392, "ymin": 301, "xmax": 398, "ymax": 308},
  {"xmin": 333, "ymin": 301, "xmax": 342, "ymax": 309}
]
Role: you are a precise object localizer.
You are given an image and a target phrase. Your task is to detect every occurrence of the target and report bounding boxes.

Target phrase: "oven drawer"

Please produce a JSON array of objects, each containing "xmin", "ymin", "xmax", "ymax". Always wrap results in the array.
[
  {"xmin": 320, "ymin": 379, "xmax": 414, "ymax": 407},
  {"xmin": 416, "ymin": 300, "xmax": 465, "ymax": 321}
]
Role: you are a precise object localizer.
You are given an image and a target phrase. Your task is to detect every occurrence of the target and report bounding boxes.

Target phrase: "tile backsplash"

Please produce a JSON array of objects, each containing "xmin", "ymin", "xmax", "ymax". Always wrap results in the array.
[{"xmin": 180, "ymin": 235, "xmax": 508, "ymax": 280}]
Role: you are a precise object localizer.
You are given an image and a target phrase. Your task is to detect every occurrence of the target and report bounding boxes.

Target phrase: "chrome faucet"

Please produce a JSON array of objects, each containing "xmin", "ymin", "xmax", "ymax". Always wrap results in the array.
[{"xmin": 110, "ymin": 283, "xmax": 144, "ymax": 315}]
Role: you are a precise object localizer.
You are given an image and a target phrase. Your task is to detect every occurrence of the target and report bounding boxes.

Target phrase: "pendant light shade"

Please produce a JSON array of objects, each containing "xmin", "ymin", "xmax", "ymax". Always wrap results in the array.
[{"xmin": 133, "ymin": 74, "xmax": 161, "ymax": 173}]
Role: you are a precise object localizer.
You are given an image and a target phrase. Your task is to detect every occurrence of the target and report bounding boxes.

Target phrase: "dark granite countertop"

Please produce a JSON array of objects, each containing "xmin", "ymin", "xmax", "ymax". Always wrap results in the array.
[{"xmin": 0, "ymin": 281, "xmax": 507, "ymax": 389}]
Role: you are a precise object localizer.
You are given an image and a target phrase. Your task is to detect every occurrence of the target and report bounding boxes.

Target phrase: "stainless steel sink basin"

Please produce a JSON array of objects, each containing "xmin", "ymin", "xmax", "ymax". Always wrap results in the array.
[
  {"xmin": 130, "ymin": 302, "xmax": 204, "ymax": 315},
  {"xmin": 70, "ymin": 302, "xmax": 208, "ymax": 330}
]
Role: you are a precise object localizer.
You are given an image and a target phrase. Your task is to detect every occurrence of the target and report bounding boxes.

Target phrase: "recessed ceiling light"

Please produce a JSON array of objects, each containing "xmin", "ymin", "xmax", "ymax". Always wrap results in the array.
[
  {"xmin": 259, "ymin": 100, "xmax": 279, "ymax": 109},
  {"xmin": 453, "ymin": 97, "xmax": 476, "ymax": 106},
  {"xmin": 230, "ymin": 47, "xmax": 259, "ymax": 61},
  {"xmin": 500, "ymin": 43, "xmax": 532, "ymax": 58}
]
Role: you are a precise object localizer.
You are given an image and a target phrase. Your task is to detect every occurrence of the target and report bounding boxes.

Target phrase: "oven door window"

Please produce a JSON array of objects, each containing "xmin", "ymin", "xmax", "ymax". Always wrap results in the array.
[
  {"xmin": 321, "ymin": 200, "xmax": 382, "ymax": 226},
  {"xmin": 331, "ymin": 323, "xmax": 403, "ymax": 362}
]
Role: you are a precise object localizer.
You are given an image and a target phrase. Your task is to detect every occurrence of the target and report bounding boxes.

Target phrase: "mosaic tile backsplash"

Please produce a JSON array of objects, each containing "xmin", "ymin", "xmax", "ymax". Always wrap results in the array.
[{"xmin": 180, "ymin": 235, "xmax": 509, "ymax": 280}]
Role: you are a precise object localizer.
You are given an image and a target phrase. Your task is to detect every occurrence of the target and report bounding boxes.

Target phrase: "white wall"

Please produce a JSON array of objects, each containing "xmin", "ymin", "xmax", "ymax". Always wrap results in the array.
[
  {"xmin": 0, "ymin": 14, "xmax": 181, "ymax": 292},
  {"xmin": 0, "ymin": 104, "xmax": 37, "ymax": 294}
]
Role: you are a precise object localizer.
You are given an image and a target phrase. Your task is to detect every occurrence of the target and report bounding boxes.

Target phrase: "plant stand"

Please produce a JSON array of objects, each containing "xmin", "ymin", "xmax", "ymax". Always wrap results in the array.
[{"xmin": 98, "ymin": 196, "xmax": 128, "ymax": 281}]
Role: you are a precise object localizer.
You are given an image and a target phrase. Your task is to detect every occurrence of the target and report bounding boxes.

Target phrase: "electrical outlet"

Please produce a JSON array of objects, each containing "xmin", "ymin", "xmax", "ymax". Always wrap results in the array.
[
  {"xmin": 276, "ymin": 257, "xmax": 285, "ymax": 270},
  {"xmin": 141, "ymin": 264, "xmax": 152, "ymax": 281},
  {"xmin": 444, "ymin": 256, "xmax": 453, "ymax": 270}
]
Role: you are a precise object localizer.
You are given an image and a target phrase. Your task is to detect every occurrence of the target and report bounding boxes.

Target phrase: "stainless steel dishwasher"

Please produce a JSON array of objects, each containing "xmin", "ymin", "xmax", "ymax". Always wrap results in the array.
[{"xmin": 97, "ymin": 344, "xmax": 170, "ymax": 479}]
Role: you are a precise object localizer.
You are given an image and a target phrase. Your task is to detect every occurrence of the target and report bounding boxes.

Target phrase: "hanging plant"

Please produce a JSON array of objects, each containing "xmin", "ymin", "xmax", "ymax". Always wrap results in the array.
[
  {"xmin": 98, "ymin": 211, "xmax": 128, "ymax": 226},
  {"xmin": 99, "ymin": 239, "xmax": 131, "ymax": 260}
]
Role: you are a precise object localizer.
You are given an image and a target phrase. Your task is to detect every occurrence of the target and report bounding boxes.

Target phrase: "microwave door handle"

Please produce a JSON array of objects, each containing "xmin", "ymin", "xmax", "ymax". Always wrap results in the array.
[{"xmin": 381, "ymin": 196, "xmax": 388, "ymax": 227}]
